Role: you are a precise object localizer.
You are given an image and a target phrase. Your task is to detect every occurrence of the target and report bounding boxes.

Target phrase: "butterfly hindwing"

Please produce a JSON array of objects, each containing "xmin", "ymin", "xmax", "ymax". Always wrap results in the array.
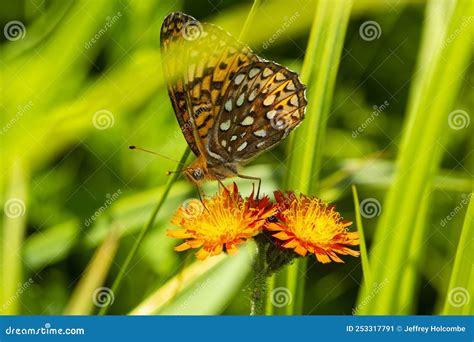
[{"xmin": 207, "ymin": 61, "xmax": 307, "ymax": 163}]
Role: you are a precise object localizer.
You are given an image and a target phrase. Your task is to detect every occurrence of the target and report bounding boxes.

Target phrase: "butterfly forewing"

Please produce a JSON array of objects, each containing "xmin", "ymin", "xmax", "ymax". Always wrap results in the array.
[
  {"xmin": 160, "ymin": 12, "xmax": 259, "ymax": 160},
  {"xmin": 207, "ymin": 61, "xmax": 307, "ymax": 163}
]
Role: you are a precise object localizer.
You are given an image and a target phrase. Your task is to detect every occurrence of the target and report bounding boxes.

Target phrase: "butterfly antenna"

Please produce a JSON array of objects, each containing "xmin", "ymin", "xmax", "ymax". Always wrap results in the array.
[{"xmin": 129, "ymin": 145, "xmax": 186, "ymax": 166}]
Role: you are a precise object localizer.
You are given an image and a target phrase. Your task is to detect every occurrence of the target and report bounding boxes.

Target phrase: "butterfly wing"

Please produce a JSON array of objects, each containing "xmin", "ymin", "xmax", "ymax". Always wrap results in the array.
[
  {"xmin": 160, "ymin": 12, "xmax": 259, "ymax": 160},
  {"xmin": 207, "ymin": 61, "xmax": 307, "ymax": 163}
]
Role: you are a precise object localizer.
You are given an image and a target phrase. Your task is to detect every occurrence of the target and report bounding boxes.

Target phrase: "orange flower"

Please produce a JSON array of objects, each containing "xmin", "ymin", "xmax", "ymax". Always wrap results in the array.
[
  {"xmin": 167, "ymin": 183, "xmax": 276, "ymax": 260},
  {"xmin": 266, "ymin": 191, "xmax": 360, "ymax": 263}
]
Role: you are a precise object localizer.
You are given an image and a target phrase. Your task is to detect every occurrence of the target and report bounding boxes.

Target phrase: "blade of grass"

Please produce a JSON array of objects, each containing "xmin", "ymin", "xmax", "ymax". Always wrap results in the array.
[
  {"xmin": 98, "ymin": 148, "xmax": 190, "ymax": 315},
  {"xmin": 357, "ymin": 0, "xmax": 473, "ymax": 314},
  {"xmin": 0, "ymin": 160, "xmax": 27, "ymax": 315},
  {"xmin": 64, "ymin": 227, "xmax": 120, "ymax": 315},
  {"xmin": 238, "ymin": 0, "xmax": 261, "ymax": 41},
  {"xmin": 442, "ymin": 196, "xmax": 473, "ymax": 315},
  {"xmin": 351, "ymin": 185, "xmax": 371, "ymax": 288},
  {"xmin": 270, "ymin": 0, "xmax": 353, "ymax": 315},
  {"xmin": 159, "ymin": 246, "xmax": 253, "ymax": 315},
  {"xmin": 129, "ymin": 255, "xmax": 226, "ymax": 315}
]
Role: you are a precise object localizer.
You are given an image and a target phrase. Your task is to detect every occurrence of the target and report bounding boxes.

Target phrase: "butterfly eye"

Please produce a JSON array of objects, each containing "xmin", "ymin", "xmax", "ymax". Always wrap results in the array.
[{"xmin": 193, "ymin": 169, "xmax": 204, "ymax": 180}]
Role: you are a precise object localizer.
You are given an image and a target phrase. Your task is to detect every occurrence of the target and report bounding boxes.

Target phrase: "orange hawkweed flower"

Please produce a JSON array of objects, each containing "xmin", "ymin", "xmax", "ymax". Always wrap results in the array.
[
  {"xmin": 266, "ymin": 191, "xmax": 360, "ymax": 264},
  {"xmin": 167, "ymin": 183, "xmax": 276, "ymax": 260}
]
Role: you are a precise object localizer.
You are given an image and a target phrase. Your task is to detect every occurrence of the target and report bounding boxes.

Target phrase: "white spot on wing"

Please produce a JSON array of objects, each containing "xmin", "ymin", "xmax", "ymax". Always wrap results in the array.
[
  {"xmin": 286, "ymin": 82, "xmax": 296, "ymax": 91},
  {"xmin": 241, "ymin": 116, "xmax": 254, "ymax": 126},
  {"xmin": 263, "ymin": 68, "xmax": 273, "ymax": 78},
  {"xmin": 248, "ymin": 88, "xmax": 258, "ymax": 101},
  {"xmin": 219, "ymin": 119, "xmax": 231, "ymax": 131},
  {"xmin": 249, "ymin": 68, "xmax": 260, "ymax": 78},
  {"xmin": 237, "ymin": 141, "xmax": 248, "ymax": 151},
  {"xmin": 290, "ymin": 95, "xmax": 299, "ymax": 106},
  {"xmin": 257, "ymin": 141, "xmax": 266, "ymax": 148},
  {"xmin": 253, "ymin": 129, "xmax": 267, "ymax": 137},
  {"xmin": 275, "ymin": 72, "xmax": 286, "ymax": 81},
  {"xmin": 225, "ymin": 99, "xmax": 232, "ymax": 112},
  {"xmin": 234, "ymin": 74, "xmax": 245, "ymax": 85},
  {"xmin": 236, "ymin": 93, "xmax": 245, "ymax": 107},
  {"xmin": 221, "ymin": 140, "xmax": 227, "ymax": 147},
  {"xmin": 263, "ymin": 95, "xmax": 276, "ymax": 106},
  {"xmin": 266, "ymin": 110, "xmax": 277, "ymax": 119}
]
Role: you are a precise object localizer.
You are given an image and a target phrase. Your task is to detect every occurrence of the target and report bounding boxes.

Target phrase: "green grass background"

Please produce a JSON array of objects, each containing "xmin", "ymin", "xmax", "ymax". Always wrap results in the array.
[{"xmin": 1, "ymin": 0, "xmax": 472, "ymax": 315}]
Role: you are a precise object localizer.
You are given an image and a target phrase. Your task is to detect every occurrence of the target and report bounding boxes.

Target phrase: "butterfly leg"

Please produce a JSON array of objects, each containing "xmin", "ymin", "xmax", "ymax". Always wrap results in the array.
[
  {"xmin": 195, "ymin": 184, "xmax": 209, "ymax": 212},
  {"xmin": 237, "ymin": 173, "xmax": 261, "ymax": 199},
  {"xmin": 216, "ymin": 178, "xmax": 230, "ymax": 193}
]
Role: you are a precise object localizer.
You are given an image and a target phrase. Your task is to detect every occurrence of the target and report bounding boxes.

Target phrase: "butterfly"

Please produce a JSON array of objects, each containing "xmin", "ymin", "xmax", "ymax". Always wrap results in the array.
[{"xmin": 160, "ymin": 12, "xmax": 307, "ymax": 193}]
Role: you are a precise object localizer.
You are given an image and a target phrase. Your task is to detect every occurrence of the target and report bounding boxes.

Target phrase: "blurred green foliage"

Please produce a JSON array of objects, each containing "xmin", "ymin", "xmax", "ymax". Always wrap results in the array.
[{"xmin": 0, "ymin": 0, "xmax": 472, "ymax": 315}]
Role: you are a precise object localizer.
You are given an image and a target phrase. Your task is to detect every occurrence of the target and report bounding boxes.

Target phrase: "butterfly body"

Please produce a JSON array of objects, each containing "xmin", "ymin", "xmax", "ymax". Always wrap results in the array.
[
  {"xmin": 160, "ymin": 12, "xmax": 307, "ymax": 187},
  {"xmin": 184, "ymin": 155, "xmax": 238, "ymax": 185}
]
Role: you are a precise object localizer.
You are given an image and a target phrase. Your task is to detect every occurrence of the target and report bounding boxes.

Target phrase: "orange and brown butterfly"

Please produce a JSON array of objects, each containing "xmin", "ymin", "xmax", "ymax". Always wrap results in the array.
[{"xmin": 160, "ymin": 12, "xmax": 307, "ymax": 190}]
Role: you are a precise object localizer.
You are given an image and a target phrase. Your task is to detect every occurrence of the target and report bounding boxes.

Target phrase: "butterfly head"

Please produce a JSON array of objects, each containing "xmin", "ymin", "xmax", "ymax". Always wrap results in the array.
[
  {"xmin": 183, "ymin": 156, "xmax": 209, "ymax": 185},
  {"xmin": 184, "ymin": 167, "xmax": 206, "ymax": 183}
]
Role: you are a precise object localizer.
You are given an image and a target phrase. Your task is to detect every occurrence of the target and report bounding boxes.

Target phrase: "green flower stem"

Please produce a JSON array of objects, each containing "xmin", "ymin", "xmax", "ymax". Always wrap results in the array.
[
  {"xmin": 98, "ymin": 148, "xmax": 190, "ymax": 315},
  {"xmin": 250, "ymin": 239, "xmax": 268, "ymax": 315}
]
